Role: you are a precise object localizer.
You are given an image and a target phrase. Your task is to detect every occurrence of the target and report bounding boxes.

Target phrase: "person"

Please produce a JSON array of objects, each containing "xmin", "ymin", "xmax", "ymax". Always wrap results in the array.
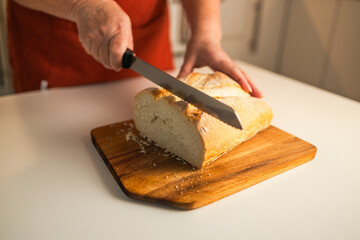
[{"xmin": 7, "ymin": 0, "xmax": 262, "ymax": 97}]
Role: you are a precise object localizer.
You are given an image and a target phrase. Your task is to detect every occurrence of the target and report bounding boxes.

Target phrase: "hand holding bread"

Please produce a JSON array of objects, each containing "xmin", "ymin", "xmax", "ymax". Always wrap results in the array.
[{"xmin": 178, "ymin": 39, "xmax": 263, "ymax": 98}]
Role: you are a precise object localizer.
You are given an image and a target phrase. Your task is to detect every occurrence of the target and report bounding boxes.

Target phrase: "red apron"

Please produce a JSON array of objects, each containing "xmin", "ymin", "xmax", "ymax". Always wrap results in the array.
[{"xmin": 7, "ymin": 0, "xmax": 173, "ymax": 93}]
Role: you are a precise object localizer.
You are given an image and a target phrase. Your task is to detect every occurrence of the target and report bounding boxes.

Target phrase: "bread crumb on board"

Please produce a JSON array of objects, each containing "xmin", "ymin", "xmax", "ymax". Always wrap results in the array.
[
  {"xmin": 125, "ymin": 131, "xmax": 136, "ymax": 142},
  {"xmin": 125, "ymin": 126, "xmax": 186, "ymax": 161},
  {"xmin": 125, "ymin": 130, "xmax": 150, "ymax": 154}
]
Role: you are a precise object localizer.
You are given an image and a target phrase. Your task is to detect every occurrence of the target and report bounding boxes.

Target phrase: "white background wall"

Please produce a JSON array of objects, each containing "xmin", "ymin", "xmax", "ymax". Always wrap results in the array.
[
  {"xmin": 0, "ymin": 0, "xmax": 359, "ymax": 101},
  {"xmin": 169, "ymin": 0, "xmax": 286, "ymax": 71},
  {"xmin": 278, "ymin": 0, "xmax": 360, "ymax": 101}
]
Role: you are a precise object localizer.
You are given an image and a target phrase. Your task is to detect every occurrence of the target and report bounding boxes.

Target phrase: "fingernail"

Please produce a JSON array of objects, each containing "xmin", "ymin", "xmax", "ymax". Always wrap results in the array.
[{"xmin": 248, "ymin": 85, "xmax": 253, "ymax": 93}]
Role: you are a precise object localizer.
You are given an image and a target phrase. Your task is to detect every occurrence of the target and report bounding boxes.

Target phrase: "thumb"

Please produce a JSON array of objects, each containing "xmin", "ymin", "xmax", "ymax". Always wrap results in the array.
[{"xmin": 177, "ymin": 57, "xmax": 195, "ymax": 79}]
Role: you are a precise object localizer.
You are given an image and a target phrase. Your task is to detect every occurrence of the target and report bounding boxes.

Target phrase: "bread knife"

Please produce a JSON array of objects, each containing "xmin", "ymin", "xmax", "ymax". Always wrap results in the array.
[{"xmin": 122, "ymin": 48, "xmax": 242, "ymax": 130}]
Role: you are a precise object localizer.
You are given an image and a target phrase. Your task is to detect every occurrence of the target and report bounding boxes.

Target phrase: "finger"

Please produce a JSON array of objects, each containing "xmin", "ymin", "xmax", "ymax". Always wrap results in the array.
[
  {"xmin": 246, "ymin": 77, "xmax": 263, "ymax": 98},
  {"xmin": 88, "ymin": 34, "xmax": 104, "ymax": 60},
  {"xmin": 249, "ymin": 82, "xmax": 263, "ymax": 98},
  {"xmin": 87, "ymin": 38, "xmax": 105, "ymax": 65},
  {"xmin": 109, "ymin": 31, "xmax": 128, "ymax": 71},
  {"xmin": 81, "ymin": 36, "xmax": 92, "ymax": 55},
  {"xmin": 106, "ymin": 28, "xmax": 133, "ymax": 70},
  {"xmin": 128, "ymin": 31, "xmax": 134, "ymax": 50},
  {"xmin": 78, "ymin": 30, "xmax": 104, "ymax": 66},
  {"xmin": 78, "ymin": 29, "xmax": 91, "ymax": 55},
  {"xmin": 177, "ymin": 64, "xmax": 193, "ymax": 79},
  {"xmin": 97, "ymin": 39, "xmax": 111, "ymax": 69},
  {"xmin": 211, "ymin": 60, "xmax": 252, "ymax": 93},
  {"xmin": 177, "ymin": 56, "xmax": 196, "ymax": 79},
  {"xmin": 230, "ymin": 66, "xmax": 252, "ymax": 93},
  {"xmin": 240, "ymin": 70, "xmax": 263, "ymax": 98}
]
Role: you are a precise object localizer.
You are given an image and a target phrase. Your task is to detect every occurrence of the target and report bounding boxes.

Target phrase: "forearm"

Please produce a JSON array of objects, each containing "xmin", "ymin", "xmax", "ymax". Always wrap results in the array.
[
  {"xmin": 181, "ymin": 0, "xmax": 222, "ymax": 42},
  {"xmin": 12, "ymin": 0, "xmax": 89, "ymax": 21}
]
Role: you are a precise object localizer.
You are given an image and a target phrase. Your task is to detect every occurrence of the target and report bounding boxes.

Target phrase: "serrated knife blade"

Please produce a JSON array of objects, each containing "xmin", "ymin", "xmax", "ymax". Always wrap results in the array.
[{"xmin": 122, "ymin": 48, "xmax": 242, "ymax": 130}]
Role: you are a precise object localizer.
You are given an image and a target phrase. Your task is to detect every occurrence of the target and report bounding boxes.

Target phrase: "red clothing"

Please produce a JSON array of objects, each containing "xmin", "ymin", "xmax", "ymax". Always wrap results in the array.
[{"xmin": 7, "ymin": 0, "xmax": 173, "ymax": 93}]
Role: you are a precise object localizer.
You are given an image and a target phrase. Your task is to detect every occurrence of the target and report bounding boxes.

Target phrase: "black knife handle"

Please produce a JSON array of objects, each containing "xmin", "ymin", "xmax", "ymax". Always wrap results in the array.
[{"xmin": 122, "ymin": 48, "xmax": 135, "ymax": 69}]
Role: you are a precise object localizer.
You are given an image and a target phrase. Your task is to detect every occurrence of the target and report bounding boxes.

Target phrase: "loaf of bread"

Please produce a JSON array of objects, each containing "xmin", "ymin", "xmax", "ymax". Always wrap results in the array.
[{"xmin": 134, "ymin": 72, "xmax": 273, "ymax": 168}]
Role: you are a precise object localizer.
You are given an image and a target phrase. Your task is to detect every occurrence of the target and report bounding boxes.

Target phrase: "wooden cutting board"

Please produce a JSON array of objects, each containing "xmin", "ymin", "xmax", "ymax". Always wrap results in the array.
[{"xmin": 91, "ymin": 120, "xmax": 316, "ymax": 210}]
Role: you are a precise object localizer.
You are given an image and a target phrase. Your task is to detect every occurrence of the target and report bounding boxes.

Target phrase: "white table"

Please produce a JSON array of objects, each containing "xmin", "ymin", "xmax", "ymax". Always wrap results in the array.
[{"xmin": 1, "ymin": 62, "xmax": 359, "ymax": 240}]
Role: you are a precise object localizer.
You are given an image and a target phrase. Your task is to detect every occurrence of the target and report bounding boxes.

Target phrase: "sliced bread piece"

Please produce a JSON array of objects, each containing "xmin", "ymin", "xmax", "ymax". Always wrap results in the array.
[{"xmin": 134, "ymin": 72, "xmax": 273, "ymax": 168}]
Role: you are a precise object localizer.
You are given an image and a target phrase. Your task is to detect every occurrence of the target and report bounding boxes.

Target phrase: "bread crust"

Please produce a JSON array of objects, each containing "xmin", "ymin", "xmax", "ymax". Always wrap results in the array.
[{"xmin": 134, "ymin": 72, "xmax": 273, "ymax": 168}]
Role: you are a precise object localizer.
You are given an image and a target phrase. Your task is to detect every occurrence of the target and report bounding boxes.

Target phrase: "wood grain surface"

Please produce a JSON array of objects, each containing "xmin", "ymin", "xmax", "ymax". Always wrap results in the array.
[{"xmin": 91, "ymin": 120, "xmax": 316, "ymax": 210}]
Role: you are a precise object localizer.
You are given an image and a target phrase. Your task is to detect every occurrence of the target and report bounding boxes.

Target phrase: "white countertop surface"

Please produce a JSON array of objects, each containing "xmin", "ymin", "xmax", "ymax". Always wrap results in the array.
[{"xmin": 1, "ymin": 61, "xmax": 360, "ymax": 240}]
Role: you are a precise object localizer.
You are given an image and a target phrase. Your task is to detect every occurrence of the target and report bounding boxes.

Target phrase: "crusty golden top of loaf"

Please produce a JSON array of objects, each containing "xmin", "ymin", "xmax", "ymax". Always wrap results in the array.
[{"xmin": 150, "ymin": 71, "xmax": 254, "ymax": 122}]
